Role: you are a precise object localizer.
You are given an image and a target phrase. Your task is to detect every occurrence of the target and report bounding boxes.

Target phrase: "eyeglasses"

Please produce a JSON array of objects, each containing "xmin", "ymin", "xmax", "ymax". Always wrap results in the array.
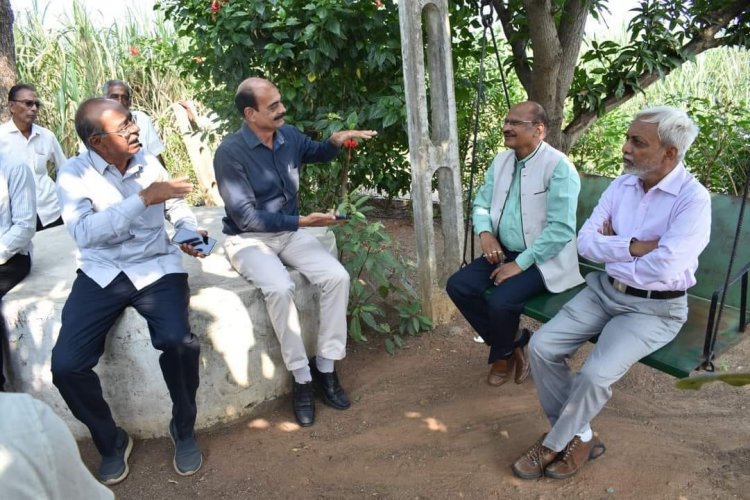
[
  {"xmin": 90, "ymin": 115, "xmax": 137, "ymax": 140},
  {"xmin": 107, "ymin": 93, "xmax": 131, "ymax": 102},
  {"xmin": 503, "ymin": 118, "xmax": 539, "ymax": 127},
  {"xmin": 10, "ymin": 99, "xmax": 43, "ymax": 109}
]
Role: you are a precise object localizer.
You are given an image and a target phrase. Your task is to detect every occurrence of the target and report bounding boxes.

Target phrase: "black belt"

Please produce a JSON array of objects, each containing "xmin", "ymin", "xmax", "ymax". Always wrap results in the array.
[{"xmin": 608, "ymin": 277, "xmax": 685, "ymax": 300}]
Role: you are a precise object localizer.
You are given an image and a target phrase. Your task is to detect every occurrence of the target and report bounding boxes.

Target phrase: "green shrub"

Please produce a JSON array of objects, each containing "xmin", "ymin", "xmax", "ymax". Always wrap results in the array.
[{"xmin": 332, "ymin": 195, "xmax": 432, "ymax": 351}]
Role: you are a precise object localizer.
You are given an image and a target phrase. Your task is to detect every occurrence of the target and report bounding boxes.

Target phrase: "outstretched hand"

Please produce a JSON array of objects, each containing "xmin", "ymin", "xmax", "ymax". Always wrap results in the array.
[
  {"xmin": 140, "ymin": 176, "xmax": 192, "ymax": 206},
  {"xmin": 329, "ymin": 130, "xmax": 378, "ymax": 147}
]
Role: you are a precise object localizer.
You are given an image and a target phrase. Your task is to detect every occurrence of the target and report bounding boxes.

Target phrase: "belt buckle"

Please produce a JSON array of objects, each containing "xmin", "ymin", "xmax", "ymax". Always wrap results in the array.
[{"xmin": 612, "ymin": 279, "xmax": 628, "ymax": 294}]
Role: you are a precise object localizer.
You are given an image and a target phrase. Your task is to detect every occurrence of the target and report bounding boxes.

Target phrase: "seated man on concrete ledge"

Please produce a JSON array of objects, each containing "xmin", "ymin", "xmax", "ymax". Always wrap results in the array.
[
  {"xmin": 0, "ymin": 152, "xmax": 36, "ymax": 392},
  {"xmin": 512, "ymin": 106, "xmax": 710, "ymax": 480},
  {"xmin": 52, "ymin": 97, "xmax": 207, "ymax": 485},
  {"xmin": 213, "ymin": 77, "xmax": 376, "ymax": 427}
]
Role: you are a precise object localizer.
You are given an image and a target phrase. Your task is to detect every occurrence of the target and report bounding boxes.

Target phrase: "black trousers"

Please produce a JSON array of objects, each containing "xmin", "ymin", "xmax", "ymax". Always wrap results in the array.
[
  {"xmin": 51, "ymin": 271, "xmax": 200, "ymax": 456},
  {"xmin": 0, "ymin": 253, "xmax": 32, "ymax": 390},
  {"xmin": 36, "ymin": 216, "xmax": 64, "ymax": 231},
  {"xmin": 446, "ymin": 251, "xmax": 545, "ymax": 364}
]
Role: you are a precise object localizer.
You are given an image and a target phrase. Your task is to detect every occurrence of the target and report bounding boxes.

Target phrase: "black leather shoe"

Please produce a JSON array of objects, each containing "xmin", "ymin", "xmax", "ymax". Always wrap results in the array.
[
  {"xmin": 310, "ymin": 358, "xmax": 351, "ymax": 410},
  {"xmin": 292, "ymin": 381, "xmax": 315, "ymax": 427}
]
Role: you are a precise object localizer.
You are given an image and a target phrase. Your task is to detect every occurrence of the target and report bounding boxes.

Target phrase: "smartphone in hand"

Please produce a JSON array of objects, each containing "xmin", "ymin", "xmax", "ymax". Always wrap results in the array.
[{"xmin": 171, "ymin": 228, "xmax": 217, "ymax": 255}]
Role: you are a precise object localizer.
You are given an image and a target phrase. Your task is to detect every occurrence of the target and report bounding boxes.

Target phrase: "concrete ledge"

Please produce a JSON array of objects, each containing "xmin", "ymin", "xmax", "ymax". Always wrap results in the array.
[{"xmin": 2, "ymin": 207, "xmax": 335, "ymax": 438}]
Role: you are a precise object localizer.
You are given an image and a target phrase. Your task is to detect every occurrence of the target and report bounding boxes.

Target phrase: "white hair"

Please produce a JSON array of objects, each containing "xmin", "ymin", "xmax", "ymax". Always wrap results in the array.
[{"xmin": 634, "ymin": 106, "xmax": 699, "ymax": 162}]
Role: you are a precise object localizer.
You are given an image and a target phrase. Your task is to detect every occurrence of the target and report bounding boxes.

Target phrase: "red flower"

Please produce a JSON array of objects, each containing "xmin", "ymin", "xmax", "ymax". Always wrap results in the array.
[
  {"xmin": 129, "ymin": 46, "xmax": 140, "ymax": 56},
  {"xmin": 211, "ymin": 1, "xmax": 220, "ymax": 12},
  {"xmin": 343, "ymin": 139, "xmax": 359, "ymax": 149}
]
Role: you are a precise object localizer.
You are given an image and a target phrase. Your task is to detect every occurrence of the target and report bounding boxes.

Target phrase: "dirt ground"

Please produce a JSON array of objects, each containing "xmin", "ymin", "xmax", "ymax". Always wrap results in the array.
[{"xmin": 82, "ymin": 218, "xmax": 750, "ymax": 499}]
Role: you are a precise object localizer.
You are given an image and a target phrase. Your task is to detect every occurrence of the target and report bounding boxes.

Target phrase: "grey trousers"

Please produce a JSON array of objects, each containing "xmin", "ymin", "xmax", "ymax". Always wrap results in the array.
[
  {"xmin": 225, "ymin": 229, "xmax": 350, "ymax": 371},
  {"xmin": 529, "ymin": 272, "xmax": 687, "ymax": 451}
]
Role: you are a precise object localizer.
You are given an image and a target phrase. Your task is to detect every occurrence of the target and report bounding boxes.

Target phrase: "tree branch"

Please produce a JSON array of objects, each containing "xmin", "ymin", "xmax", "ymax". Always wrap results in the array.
[
  {"xmin": 491, "ymin": 0, "xmax": 533, "ymax": 90},
  {"xmin": 561, "ymin": 0, "xmax": 746, "ymax": 153}
]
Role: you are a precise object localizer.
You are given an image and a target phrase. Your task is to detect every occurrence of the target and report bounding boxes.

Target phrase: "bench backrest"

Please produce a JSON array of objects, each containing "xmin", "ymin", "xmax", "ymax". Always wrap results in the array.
[{"xmin": 577, "ymin": 173, "xmax": 750, "ymax": 307}]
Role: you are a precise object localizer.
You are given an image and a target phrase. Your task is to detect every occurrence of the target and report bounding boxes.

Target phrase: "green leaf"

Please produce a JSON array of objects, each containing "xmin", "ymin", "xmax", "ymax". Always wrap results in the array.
[{"xmin": 384, "ymin": 338, "xmax": 395, "ymax": 354}]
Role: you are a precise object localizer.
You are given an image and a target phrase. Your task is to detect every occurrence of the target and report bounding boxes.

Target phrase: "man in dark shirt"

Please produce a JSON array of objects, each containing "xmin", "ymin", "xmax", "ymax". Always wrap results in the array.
[{"xmin": 213, "ymin": 77, "xmax": 376, "ymax": 427}]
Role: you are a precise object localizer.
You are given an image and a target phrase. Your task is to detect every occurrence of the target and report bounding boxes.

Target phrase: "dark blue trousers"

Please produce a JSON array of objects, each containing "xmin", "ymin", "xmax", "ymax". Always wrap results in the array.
[
  {"xmin": 0, "ymin": 253, "xmax": 31, "ymax": 390},
  {"xmin": 446, "ymin": 252, "xmax": 546, "ymax": 364},
  {"xmin": 51, "ymin": 271, "xmax": 200, "ymax": 456}
]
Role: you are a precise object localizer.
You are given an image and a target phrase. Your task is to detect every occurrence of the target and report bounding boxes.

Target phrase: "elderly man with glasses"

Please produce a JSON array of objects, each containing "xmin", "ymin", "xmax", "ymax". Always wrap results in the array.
[
  {"xmin": 446, "ymin": 101, "xmax": 583, "ymax": 388},
  {"xmin": 51, "ymin": 97, "xmax": 209, "ymax": 486},
  {"xmin": 0, "ymin": 83, "xmax": 66, "ymax": 231},
  {"xmin": 79, "ymin": 80, "xmax": 167, "ymax": 167}
]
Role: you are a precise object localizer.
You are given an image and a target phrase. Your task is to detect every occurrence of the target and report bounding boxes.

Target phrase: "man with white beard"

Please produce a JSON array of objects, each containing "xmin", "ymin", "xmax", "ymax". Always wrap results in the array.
[{"xmin": 512, "ymin": 106, "xmax": 711, "ymax": 480}]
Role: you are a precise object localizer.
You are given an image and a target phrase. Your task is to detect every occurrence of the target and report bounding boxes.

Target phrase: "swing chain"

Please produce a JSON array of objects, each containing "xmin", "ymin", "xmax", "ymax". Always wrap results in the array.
[{"xmin": 480, "ymin": 0, "xmax": 494, "ymax": 28}]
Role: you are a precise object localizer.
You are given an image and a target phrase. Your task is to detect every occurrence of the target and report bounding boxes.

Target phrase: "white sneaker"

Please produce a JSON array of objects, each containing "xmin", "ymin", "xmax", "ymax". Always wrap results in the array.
[{"xmin": 472, "ymin": 335, "xmax": 485, "ymax": 344}]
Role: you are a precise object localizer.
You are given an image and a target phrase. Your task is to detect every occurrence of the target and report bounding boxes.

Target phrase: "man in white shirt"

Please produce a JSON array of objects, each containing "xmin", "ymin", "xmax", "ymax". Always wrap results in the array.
[
  {"xmin": 0, "ymin": 393, "xmax": 114, "ymax": 500},
  {"xmin": 101, "ymin": 79, "xmax": 166, "ymax": 165},
  {"xmin": 512, "ymin": 106, "xmax": 711, "ymax": 480},
  {"xmin": 52, "ymin": 98, "xmax": 207, "ymax": 485},
  {"xmin": 0, "ymin": 83, "xmax": 66, "ymax": 230},
  {"xmin": 0, "ymin": 152, "xmax": 36, "ymax": 391}
]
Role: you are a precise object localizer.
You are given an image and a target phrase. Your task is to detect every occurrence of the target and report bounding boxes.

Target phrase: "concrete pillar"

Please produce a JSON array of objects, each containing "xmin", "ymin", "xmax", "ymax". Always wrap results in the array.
[{"xmin": 398, "ymin": 0, "xmax": 464, "ymax": 325}]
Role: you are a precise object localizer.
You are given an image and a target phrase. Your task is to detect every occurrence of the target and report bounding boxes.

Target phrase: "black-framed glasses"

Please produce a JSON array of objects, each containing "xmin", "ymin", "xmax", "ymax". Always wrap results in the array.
[
  {"xmin": 90, "ymin": 114, "xmax": 137, "ymax": 140},
  {"xmin": 10, "ymin": 99, "xmax": 43, "ymax": 109},
  {"xmin": 503, "ymin": 118, "xmax": 539, "ymax": 127}
]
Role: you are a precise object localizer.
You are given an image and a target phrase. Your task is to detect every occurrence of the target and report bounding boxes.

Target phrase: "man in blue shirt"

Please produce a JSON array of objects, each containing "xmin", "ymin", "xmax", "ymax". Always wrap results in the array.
[
  {"xmin": 52, "ymin": 98, "xmax": 207, "ymax": 485},
  {"xmin": 213, "ymin": 77, "xmax": 376, "ymax": 427},
  {"xmin": 446, "ymin": 101, "xmax": 582, "ymax": 388}
]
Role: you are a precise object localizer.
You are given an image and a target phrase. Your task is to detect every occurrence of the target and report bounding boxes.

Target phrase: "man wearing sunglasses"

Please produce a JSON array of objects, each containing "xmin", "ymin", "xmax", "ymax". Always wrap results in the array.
[
  {"xmin": 52, "ymin": 98, "xmax": 207, "ymax": 485},
  {"xmin": 446, "ymin": 101, "xmax": 583, "ymax": 388},
  {"xmin": 0, "ymin": 83, "xmax": 66, "ymax": 231}
]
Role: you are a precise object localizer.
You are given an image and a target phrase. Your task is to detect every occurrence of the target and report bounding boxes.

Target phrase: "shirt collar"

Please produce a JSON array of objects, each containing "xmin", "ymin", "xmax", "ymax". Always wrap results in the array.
[
  {"xmin": 516, "ymin": 141, "xmax": 544, "ymax": 166},
  {"xmin": 87, "ymin": 149, "xmax": 145, "ymax": 177},
  {"xmin": 1, "ymin": 119, "xmax": 40, "ymax": 138},
  {"xmin": 241, "ymin": 122, "xmax": 287, "ymax": 151},
  {"xmin": 622, "ymin": 161, "xmax": 686, "ymax": 195}
]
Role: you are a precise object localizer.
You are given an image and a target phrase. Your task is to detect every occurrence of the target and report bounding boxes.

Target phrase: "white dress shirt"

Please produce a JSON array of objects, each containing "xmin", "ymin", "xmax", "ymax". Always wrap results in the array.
[
  {"xmin": 0, "ymin": 155, "xmax": 36, "ymax": 265},
  {"xmin": 0, "ymin": 393, "xmax": 114, "ymax": 500},
  {"xmin": 56, "ymin": 149, "xmax": 197, "ymax": 289},
  {"xmin": 577, "ymin": 163, "xmax": 711, "ymax": 291},
  {"xmin": 0, "ymin": 120, "xmax": 65, "ymax": 226}
]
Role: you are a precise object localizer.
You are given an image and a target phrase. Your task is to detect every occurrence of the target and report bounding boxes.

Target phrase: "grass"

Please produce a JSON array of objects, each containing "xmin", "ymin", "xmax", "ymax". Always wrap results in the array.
[{"xmin": 13, "ymin": 0, "xmax": 202, "ymax": 203}]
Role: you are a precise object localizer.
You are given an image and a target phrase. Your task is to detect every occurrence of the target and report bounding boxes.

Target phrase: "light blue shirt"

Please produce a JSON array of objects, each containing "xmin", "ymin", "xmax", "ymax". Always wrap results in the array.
[
  {"xmin": 56, "ymin": 150, "xmax": 197, "ymax": 289},
  {"xmin": 0, "ymin": 156, "xmax": 36, "ymax": 265},
  {"xmin": 473, "ymin": 146, "xmax": 579, "ymax": 271}
]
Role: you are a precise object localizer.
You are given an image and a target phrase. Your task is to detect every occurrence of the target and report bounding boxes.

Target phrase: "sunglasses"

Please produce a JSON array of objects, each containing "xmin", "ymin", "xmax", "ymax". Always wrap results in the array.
[{"xmin": 11, "ymin": 99, "xmax": 43, "ymax": 109}]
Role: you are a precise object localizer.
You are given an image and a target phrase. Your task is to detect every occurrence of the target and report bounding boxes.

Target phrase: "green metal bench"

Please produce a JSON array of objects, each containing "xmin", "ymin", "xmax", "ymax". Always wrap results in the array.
[{"xmin": 522, "ymin": 173, "xmax": 750, "ymax": 378}]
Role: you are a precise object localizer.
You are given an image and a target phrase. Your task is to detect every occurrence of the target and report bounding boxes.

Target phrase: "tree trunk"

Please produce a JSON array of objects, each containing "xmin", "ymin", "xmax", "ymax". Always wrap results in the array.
[
  {"xmin": 494, "ymin": 0, "xmax": 591, "ymax": 151},
  {"xmin": 0, "ymin": 0, "xmax": 16, "ymax": 122}
]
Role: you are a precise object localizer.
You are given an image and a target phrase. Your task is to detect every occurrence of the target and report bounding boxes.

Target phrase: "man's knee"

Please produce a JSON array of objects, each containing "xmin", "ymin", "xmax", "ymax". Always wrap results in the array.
[
  {"xmin": 153, "ymin": 331, "xmax": 200, "ymax": 352},
  {"xmin": 327, "ymin": 263, "xmax": 350, "ymax": 288},
  {"xmin": 529, "ymin": 328, "xmax": 555, "ymax": 362},
  {"xmin": 50, "ymin": 343, "xmax": 83, "ymax": 383}
]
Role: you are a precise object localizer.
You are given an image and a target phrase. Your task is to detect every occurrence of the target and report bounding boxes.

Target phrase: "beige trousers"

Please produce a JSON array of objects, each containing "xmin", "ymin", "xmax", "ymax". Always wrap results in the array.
[{"xmin": 224, "ymin": 229, "xmax": 350, "ymax": 371}]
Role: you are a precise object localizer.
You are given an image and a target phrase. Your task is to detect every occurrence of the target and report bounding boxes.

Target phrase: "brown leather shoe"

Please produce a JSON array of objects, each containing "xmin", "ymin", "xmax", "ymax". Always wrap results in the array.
[
  {"xmin": 511, "ymin": 433, "xmax": 559, "ymax": 479},
  {"xmin": 512, "ymin": 344, "xmax": 530, "ymax": 384},
  {"xmin": 544, "ymin": 435, "xmax": 606, "ymax": 479},
  {"xmin": 487, "ymin": 358, "xmax": 514, "ymax": 386}
]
